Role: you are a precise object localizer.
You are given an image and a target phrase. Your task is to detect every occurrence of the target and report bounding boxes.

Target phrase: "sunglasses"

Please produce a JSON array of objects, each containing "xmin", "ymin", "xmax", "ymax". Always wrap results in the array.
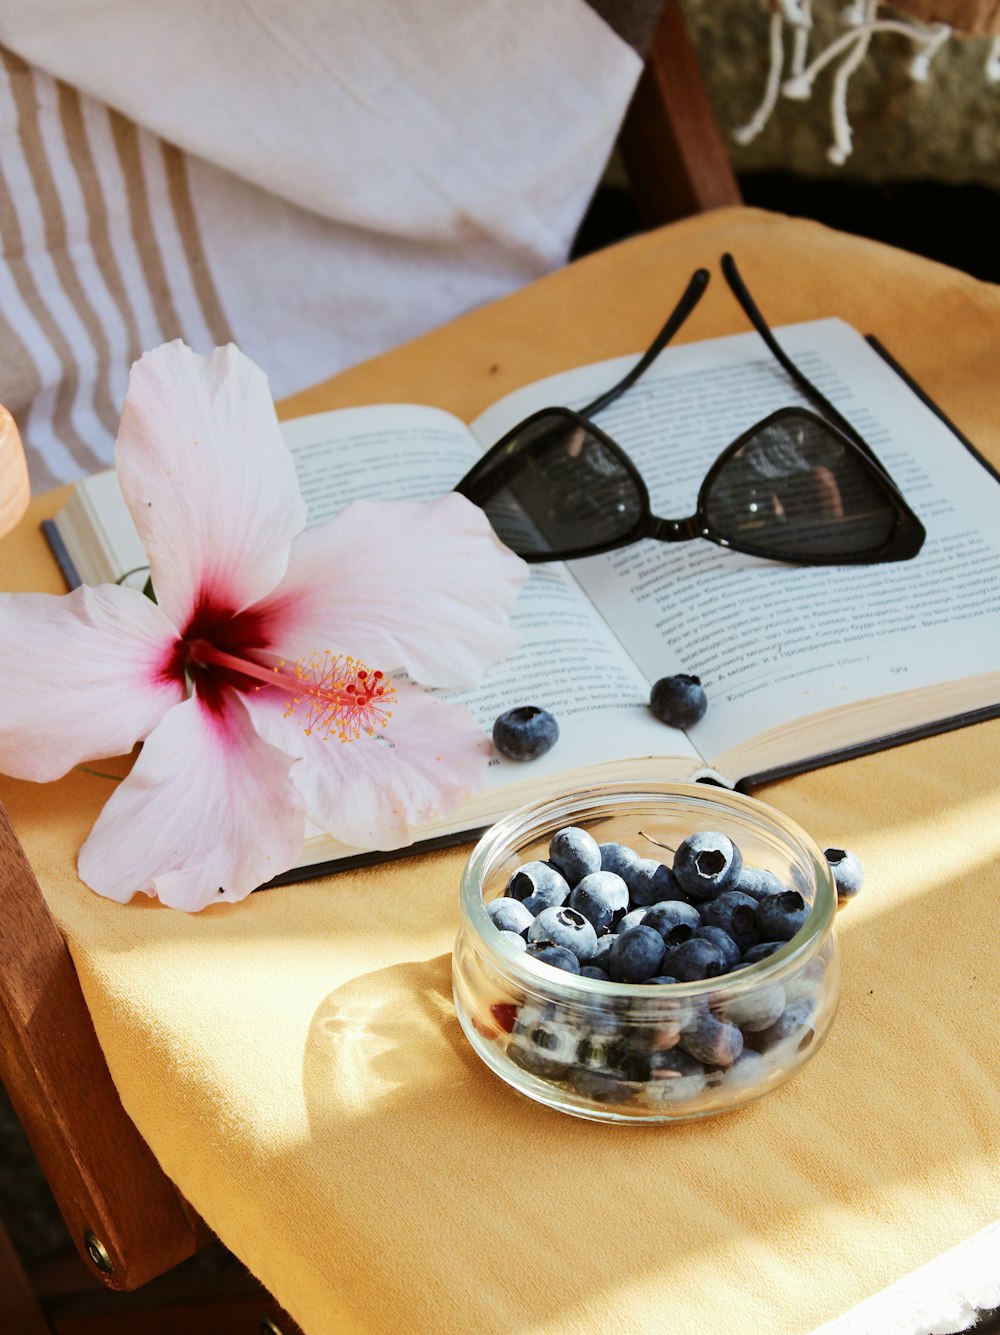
[{"xmin": 455, "ymin": 254, "xmax": 925, "ymax": 566}]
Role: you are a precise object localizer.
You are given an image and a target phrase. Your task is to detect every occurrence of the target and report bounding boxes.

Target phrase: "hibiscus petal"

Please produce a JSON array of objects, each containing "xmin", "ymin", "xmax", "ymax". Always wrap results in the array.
[
  {"xmin": 251, "ymin": 493, "xmax": 526, "ymax": 688},
  {"xmin": 246, "ymin": 678, "xmax": 491, "ymax": 850},
  {"xmin": 0, "ymin": 584, "xmax": 183, "ymax": 781},
  {"xmin": 115, "ymin": 342, "xmax": 307, "ymax": 628},
  {"xmin": 78, "ymin": 692, "xmax": 306, "ymax": 911}
]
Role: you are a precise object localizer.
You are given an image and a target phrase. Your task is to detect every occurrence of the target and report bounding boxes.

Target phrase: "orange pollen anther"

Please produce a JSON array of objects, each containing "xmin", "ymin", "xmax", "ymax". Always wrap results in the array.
[{"xmin": 188, "ymin": 643, "xmax": 395, "ymax": 742}]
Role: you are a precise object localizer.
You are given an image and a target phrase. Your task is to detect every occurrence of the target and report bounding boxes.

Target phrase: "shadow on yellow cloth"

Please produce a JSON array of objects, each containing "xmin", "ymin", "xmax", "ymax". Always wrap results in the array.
[{"xmin": 305, "ymin": 955, "xmax": 468, "ymax": 1120}]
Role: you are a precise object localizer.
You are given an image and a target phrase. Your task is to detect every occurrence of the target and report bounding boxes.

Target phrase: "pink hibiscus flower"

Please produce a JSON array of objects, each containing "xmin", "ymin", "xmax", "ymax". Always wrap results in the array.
[{"xmin": 0, "ymin": 343, "xmax": 526, "ymax": 911}]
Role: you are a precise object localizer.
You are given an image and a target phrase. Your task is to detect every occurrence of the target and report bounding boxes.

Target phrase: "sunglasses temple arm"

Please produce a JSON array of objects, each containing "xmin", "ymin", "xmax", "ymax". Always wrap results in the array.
[
  {"xmin": 578, "ymin": 268, "xmax": 711, "ymax": 419},
  {"xmin": 720, "ymin": 253, "xmax": 886, "ymax": 471}
]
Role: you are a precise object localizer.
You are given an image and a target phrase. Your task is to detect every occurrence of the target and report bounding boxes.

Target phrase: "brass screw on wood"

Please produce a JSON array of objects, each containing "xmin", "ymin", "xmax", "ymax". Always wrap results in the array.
[{"xmin": 82, "ymin": 1229, "xmax": 114, "ymax": 1275}]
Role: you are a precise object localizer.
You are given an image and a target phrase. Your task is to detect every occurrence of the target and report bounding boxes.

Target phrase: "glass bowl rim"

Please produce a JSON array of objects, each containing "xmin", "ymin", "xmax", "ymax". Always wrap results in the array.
[{"xmin": 458, "ymin": 780, "xmax": 837, "ymax": 1003}]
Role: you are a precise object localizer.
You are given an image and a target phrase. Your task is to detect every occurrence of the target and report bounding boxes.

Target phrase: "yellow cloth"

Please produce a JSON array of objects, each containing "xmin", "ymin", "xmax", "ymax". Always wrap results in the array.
[{"xmin": 2, "ymin": 207, "xmax": 998, "ymax": 1335}]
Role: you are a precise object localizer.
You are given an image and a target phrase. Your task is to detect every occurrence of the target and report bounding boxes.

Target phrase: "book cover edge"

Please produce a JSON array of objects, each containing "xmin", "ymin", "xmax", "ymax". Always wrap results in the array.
[{"xmin": 257, "ymin": 702, "xmax": 1000, "ymax": 889}]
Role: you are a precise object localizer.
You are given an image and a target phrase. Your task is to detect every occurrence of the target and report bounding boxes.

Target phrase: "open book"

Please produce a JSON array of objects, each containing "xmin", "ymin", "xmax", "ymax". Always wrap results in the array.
[{"xmin": 44, "ymin": 318, "xmax": 1000, "ymax": 881}]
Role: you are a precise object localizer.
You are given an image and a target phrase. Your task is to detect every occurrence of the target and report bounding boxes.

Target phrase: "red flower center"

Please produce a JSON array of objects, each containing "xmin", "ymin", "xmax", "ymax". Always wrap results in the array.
[{"xmin": 164, "ymin": 591, "xmax": 394, "ymax": 741}]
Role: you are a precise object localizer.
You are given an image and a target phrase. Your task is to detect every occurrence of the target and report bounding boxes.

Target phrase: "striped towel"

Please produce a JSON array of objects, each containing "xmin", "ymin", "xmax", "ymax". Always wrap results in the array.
[{"xmin": 0, "ymin": 0, "xmax": 641, "ymax": 488}]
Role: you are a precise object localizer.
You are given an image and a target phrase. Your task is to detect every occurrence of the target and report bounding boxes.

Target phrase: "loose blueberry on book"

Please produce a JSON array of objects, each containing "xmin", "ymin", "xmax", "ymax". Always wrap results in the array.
[
  {"xmin": 492, "ymin": 706, "xmax": 559, "ymax": 761},
  {"xmin": 649, "ymin": 674, "xmax": 708, "ymax": 728},
  {"xmin": 477, "ymin": 825, "xmax": 862, "ymax": 1111}
]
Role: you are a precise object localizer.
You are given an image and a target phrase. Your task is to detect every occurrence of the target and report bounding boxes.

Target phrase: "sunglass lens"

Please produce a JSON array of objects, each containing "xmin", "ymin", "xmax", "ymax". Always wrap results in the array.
[
  {"xmin": 466, "ymin": 411, "xmax": 645, "ymax": 558},
  {"xmin": 703, "ymin": 411, "xmax": 902, "ymax": 559}
]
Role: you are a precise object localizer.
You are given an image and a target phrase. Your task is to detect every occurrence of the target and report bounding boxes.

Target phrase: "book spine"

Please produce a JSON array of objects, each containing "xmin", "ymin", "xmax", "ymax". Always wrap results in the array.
[{"xmin": 40, "ymin": 519, "xmax": 83, "ymax": 591}]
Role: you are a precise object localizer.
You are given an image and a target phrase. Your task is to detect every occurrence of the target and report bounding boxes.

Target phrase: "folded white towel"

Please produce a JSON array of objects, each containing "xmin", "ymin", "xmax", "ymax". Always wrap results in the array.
[{"xmin": 0, "ymin": 0, "xmax": 640, "ymax": 485}]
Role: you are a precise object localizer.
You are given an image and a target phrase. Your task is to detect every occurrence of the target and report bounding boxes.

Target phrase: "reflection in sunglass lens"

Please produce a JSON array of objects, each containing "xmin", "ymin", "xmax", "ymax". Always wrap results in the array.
[
  {"xmin": 469, "ymin": 411, "xmax": 644, "ymax": 558},
  {"xmin": 703, "ymin": 411, "xmax": 898, "ymax": 558}
]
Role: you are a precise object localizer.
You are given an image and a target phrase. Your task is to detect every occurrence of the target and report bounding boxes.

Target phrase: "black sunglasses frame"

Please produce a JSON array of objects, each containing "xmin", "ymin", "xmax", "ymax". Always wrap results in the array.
[{"xmin": 455, "ymin": 254, "xmax": 926, "ymax": 567}]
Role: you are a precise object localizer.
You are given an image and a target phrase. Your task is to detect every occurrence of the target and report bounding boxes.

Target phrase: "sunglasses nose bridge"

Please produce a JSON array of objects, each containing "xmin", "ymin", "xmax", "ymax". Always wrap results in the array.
[{"xmin": 649, "ymin": 515, "xmax": 701, "ymax": 543}]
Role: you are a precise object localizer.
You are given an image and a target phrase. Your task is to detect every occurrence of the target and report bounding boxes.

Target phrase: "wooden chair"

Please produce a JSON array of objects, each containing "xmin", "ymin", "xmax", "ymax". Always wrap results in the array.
[{"xmin": 0, "ymin": 4, "xmax": 739, "ymax": 1330}]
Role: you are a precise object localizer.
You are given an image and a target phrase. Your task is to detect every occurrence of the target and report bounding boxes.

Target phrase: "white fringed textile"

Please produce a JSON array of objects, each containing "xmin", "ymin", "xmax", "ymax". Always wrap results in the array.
[{"xmin": 738, "ymin": 0, "xmax": 998, "ymax": 162}]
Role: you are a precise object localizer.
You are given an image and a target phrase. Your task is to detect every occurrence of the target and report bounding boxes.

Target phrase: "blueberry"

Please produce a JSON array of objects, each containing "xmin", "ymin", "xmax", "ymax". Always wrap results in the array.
[
  {"xmin": 576, "ymin": 1025, "xmax": 650, "ymax": 1083},
  {"xmin": 548, "ymin": 826, "xmax": 602, "ymax": 884},
  {"xmin": 642, "ymin": 900, "xmax": 701, "ymax": 937},
  {"xmin": 607, "ymin": 925, "xmax": 666, "ymax": 983},
  {"xmin": 614, "ymin": 907, "xmax": 650, "ymax": 935},
  {"xmin": 679, "ymin": 1009, "xmax": 743, "ymax": 1067},
  {"xmin": 642, "ymin": 978, "xmax": 695, "ymax": 1030},
  {"xmin": 569, "ymin": 871, "xmax": 630, "ymax": 933},
  {"xmin": 569, "ymin": 1067, "xmax": 639, "ymax": 1104},
  {"xmin": 692, "ymin": 924, "xmax": 741, "ymax": 970},
  {"xmin": 599, "ymin": 841, "xmax": 640, "ymax": 880},
  {"xmin": 525, "ymin": 942, "xmax": 581, "ymax": 974},
  {"xmin": 509, "ymin": 1003, "xmax": 579, "ymax": 1077},
  {"xmin": 672, "ymin": 831, "xmax": 743, "ymax": 902},
  {"xmin": 746, "ymin": 998, "xmax": 817, "ymax": 1054},
  {"xmin": 649, "ymin": 673, "xmax": 708, "ymax": 728},
  {"xmin": 492, "ymin": 706, "xmax": 559, "ymax": 761},
  {"xmin": 507, "ymin": 1042, "xmax": 566, "ymax": 1080},
  {"xmin": 485, "ymin": 897, "xmax": 535, "ymax": 935},
  {"xmin": 527, "ymin": 906, "xmax": 598, "ymax": 961},
  {"xmin": 504, "ymin": 860, "xmax": 569, "ymax": 914},
  {"xmin": 626, "ymin": 858, "xmax": 678, "ymax": 907},
  {"xmin": 740, "ymin": 940, "xmax": 785, "ymax": 966},
  {"xmin": 498, "ymin": 929, "xmax": 528, "ymax": 953},
  {"xmin": 733, "ymin": 866, "xmax": 783, "ymax": 900},
  {"xmin": 755, "ymin": 890, "xmax": 810, "ymax": 941},
  {"xmin": 699, "ymin": 890, "xmax": 761, "ymax": 952},
  {"xmin": 646, "ymin": 1048, "xmax": 707, "ymax": 1101},
  {"xmin": 588, "ymin": 933, "xmax": 618, "ymax": 969},
  {"xmin": 825, "ymin": 847, "xmax": 864, "ymax": 903},
  {"xmin": 579, "ymin": 965, "xmax": 609, "ymax": 981},
  {"xmin": 645, "ymin": 1011, "xmax": 683, "ymax": 1053},
  {"xmin": 662, "ymin": 923, "xmax": 695, "ymax": 948},
  {"xmin": 662, "ymin": 936, "xmax": 728, "ymax": 982},
  {"xmin": 717, "ymin": 982, "xmax": 786, "ymax": 1032},
  {"xmin": 716, "ymin": 1048, "xmax": 768, "ymax": 1089}
]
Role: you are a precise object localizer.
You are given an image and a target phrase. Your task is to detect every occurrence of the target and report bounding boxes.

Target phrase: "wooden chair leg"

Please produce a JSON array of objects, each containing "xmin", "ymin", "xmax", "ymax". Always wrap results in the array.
[
  {"xmin": 42, "ymin": 1259, "xmax": 302, "ymax": 1335},
  {"xmin": 24, "ymin": 1239, "xmax": 304, "ymax": 1335},
  {"xmin": 0, "ymin": 804, "xmax": 200, "ymax": 1290},
  {"xmin": 0, "ymin": 1218, "xmax": 51, "ymax": 1335}
]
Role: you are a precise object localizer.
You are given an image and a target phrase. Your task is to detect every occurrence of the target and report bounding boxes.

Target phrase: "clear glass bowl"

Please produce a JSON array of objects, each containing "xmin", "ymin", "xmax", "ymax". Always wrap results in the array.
[{"xmin": 453, "ymin": 781, "xmax": 840, "ymax": 1124}]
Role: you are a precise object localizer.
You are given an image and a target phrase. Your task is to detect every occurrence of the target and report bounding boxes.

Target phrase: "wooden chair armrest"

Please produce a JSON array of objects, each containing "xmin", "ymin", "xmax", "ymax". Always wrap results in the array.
[
  {"xmin": 617, "ymin": 0, "xmax": 742, "ymax": 224},
  {"xmin": 0, "ymin": 801, "xmax": 199, "ymax": 1291}
]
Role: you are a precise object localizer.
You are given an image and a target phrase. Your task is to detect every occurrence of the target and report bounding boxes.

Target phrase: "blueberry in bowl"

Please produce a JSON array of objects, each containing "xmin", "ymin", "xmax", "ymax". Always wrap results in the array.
[{"xmin": 453, "ymin": 782, "xmax": 842, "ymax": 1124}]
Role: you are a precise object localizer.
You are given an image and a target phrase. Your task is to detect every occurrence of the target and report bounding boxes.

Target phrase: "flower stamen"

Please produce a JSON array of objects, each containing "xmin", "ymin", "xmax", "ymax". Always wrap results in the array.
[
  {"xmin": 282, "ymin": 652, "xmax": 395, "ymax": 741},
  {"xmin": 186, "ymin": 642, "xmax": 394, "ymax": 741}
]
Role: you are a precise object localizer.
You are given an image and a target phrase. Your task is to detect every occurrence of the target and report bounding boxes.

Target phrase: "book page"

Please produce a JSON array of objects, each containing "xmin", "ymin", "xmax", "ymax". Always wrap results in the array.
[
  {"xmin": 279, "ymin": 404, "xmax": 475, "ymax": 519},
  {"xmin": 471, "ymin": 319, "xmax": 1000, "ymax": 772},
  {"xmin": 447, "ymin": 562, "xmax": 701, "ymax": 790},
  {"xmin": 70, "ymin": 469, "xmax": 149, "ymax": 588},
  {"xmin": 64, "ymin": 403, "xmax": 479, "ymax": 585}
]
